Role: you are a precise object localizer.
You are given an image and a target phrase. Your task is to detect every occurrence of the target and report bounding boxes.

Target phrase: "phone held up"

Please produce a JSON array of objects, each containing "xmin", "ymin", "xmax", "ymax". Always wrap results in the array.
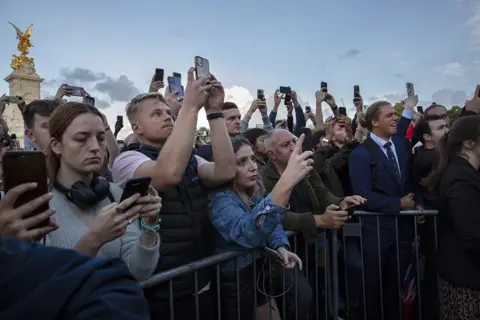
[
  {"xmin": 84, "ymin": 96, "xmax": 95, "ymax": 106},
  {"xmin": 339, "ymin": 107, "xmax": 347, "ymax": 116},
  {"xmin": 167, "ymin": 76, "xmax": 184, "ymax": 103},
  {"xmin": 417, "ymin": 106, "xmax": 424, "ymax": 114},
  {"xmin": 320, "ymin": 81, "xmax": 328, "ymax": 91},
  {"xmin": 406, "ymin": 82, "xmax": 415, "ymax": 97},
  {"xmin": 257, "ymin": 89, "xmax": 265, "ymax": 101},
  {"xmin": 173, "ymin": 72, "xmax": 181, "ymax": 79},
  {"xmin": 117, "ymin": 115, "xmax": 123, "ymax": 127},
  {"xmin": 2, "ymin": 151, "xmax": 50, "ymax": 228},
  {"xmin": 194, "ymin": 56, "xmax": 210, "ymax": 80},
  {"xmin": 354, "ymin": 85, "xmax": 361, "ymax": 98},
  {"xmin": 305, "ymin": 106, "xmax": 311, "ymax": 113},
  {"xmin": 64, "ymin": 85, "xmax": 84, "ymax": 97},
  {"xmin": 120, "ymin": 177, "xmax": 152, "ymax": 204},
  {"xmin": 154, "ymin": 68, "xmax": 164, "ymax": 82},
  {"xmin": 279, "ymin": 86, "xmax": 292, "ymax": 105}
]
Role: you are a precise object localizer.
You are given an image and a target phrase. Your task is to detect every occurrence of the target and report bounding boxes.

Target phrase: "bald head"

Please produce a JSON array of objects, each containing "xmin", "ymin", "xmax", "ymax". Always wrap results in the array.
[{"xmin": 265, "ymin": 129, "xmax": 296, "ymax": 167}]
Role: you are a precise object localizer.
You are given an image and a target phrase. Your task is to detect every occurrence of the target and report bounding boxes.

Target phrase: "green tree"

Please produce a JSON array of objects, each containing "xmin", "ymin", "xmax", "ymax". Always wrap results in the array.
[
  {"xmin": 394, "ymin": 103, "xmax": 404, "ymax": 118},
  {"xmin": 447, "ymin": 106, "xmax": 462, "ymax": 122}
]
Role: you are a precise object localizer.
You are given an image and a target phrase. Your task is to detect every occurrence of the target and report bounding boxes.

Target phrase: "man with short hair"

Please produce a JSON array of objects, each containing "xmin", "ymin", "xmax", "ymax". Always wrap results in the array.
[
  {"xmin": 112, "ymin": 69, "xmax": 236, "ymax": 320},
  {"xmin": 23, "ymin": 99, "xmax": 60, "ymax": 151},
  {"xmin": 196, "ymin": 101, "xmax": 242, "ymax": 161}
]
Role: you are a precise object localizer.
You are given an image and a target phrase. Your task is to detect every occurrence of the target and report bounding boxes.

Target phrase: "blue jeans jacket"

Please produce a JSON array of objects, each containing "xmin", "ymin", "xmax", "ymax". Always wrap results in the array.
[{"xmin": 209, "ymin": 189, "xmax": 290, "ymax": 272}]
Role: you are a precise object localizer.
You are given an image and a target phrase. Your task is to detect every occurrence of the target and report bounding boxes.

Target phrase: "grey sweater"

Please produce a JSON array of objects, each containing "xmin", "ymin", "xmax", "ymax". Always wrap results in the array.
[{"xmin": 45, "ymin": 182, "xmax": 160, "ymax": 281}]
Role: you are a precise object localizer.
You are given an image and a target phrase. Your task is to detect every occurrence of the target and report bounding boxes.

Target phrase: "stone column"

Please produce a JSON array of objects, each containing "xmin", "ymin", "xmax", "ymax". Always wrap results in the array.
[{"xmin": 3, "ymin": 62, "xmax": 43, "ymax": 148}]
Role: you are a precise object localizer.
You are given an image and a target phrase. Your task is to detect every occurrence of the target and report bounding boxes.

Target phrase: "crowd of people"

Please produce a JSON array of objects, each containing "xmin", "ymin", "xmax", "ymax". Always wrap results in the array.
[{"xmin": 0, "ymin": 63, "xmax": 480, "ymax": 320}]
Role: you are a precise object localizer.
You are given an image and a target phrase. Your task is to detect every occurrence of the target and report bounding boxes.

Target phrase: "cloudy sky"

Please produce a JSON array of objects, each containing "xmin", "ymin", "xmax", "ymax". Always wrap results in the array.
[{"xmin": 1, "ymin": 0, "xmax": 479, "ymax": 138}]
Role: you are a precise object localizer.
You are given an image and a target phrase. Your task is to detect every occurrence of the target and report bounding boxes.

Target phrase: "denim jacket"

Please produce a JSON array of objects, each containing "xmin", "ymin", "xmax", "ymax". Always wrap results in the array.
[{"xmin": 209, "ymin": 189, "xmax": 290, "ymax": 272}]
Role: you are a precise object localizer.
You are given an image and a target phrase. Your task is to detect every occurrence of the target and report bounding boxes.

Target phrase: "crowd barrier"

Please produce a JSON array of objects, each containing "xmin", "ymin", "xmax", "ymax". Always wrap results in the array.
[{"xmin": 140, "ymin": 210, "xmax": 438, "ymax": 320}]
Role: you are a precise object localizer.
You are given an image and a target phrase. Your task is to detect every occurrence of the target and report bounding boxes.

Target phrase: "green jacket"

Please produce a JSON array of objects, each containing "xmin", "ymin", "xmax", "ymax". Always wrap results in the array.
[{"xmin": 262, "ymin": 161, "xmax": 342, "ymax": 243}]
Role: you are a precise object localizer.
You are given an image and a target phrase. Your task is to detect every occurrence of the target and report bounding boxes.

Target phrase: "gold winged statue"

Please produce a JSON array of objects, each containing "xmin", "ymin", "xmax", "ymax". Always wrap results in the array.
[{"xmin": 8, "ymin": 22, "xmax": 35, "ymax": 72}]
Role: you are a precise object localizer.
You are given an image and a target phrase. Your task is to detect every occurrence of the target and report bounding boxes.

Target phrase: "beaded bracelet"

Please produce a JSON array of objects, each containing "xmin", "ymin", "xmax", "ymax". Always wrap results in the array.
[{"xmin": 140, "ymin": 218, "xmax": 161, "ymax": 234}]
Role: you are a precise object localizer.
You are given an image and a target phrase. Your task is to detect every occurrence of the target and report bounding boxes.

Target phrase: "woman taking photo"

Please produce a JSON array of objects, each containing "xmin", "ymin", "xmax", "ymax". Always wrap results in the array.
[
  {"xmin": 209, "ymin": 135, "xmax": 313, "ymax": 320},
  {"xmin": 424, "ymin": 114, "xmax": 480, "ymax": 319},
  {"xmin": 45, "ymin": 102, "xmax": 161, "ymax": 281}
]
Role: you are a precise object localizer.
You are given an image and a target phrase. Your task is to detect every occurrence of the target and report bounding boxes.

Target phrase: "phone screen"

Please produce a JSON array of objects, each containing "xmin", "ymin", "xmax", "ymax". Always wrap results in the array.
[
  {"xmin": 69, "ymin": 86, "xmax": 83, "ymax": 97},
  {"xmin": 154, "ymin": 68, "xmax": 164, "ymax": 82},
  {"xmin": 195, "ymin": 56, "xmax": 210, "ymax": 79},
  {"xmin": 120, "ymin": 177, "xmax": 152, "ymax": 204},
  {"xmin": 339, "ymin": 107, "xmax": 347, "ymax": 116},
  {"xmin": 167, "ymin": 76, "xmax": 184, "ymax": 103},
  {"xmin": 306, "ymin": 106, "xmax": 311, "ymax": 113},
  {"xmin": 173, "ymin": 72, "xmax": 181, "ymax": 79},
  {"xmin": 321, "ymin": 82, "xmax": 328, "ymax": 91},
  {"xmin": 279, "ymin": 86, "xmax": 291, "ymax": 94},
  {"xmin": 417, "ymin": 106, "xmax": 424, "ymax": 114},
  {"xmin": 3, "ymin": 151, "xmax": 50, "ymax": 227}
]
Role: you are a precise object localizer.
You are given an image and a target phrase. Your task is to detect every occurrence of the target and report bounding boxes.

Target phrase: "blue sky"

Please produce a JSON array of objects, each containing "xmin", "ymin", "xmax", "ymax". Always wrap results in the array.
[{"xmin": 1, "ymin": 0, "xmax": 479, "ymax": 137}]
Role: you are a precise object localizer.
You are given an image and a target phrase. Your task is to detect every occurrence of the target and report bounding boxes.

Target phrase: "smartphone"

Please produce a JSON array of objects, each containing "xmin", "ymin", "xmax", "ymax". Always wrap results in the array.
[
  {"xmin": 120, "ymin": 177, "xmax": 152, "ymax": 204},
  {"xmin": 305, "ymin": 106, "xmax": 311, "ymax": 113},
  {"xmin": 167, "ymin": 76, "xmax": 184, "ymax": 102},
  {"xmin": 301, "ymin": 127, "xmax": 313, "ymax": 153},
  {"xmin": 347, "ymin": 206, "xmax": 356, "ymax": 217},
  {"xmin": 321, "ymin": 82, "xmax": 328, "ymax": 91},
  {"xmin": 339, "ymin": 107, "xmax": 347, "ymax": 116},
  {"xmin": 68, "ymin": 85, "xmax": 83, "ymax": 97},
  {"xmin": 173, "ymin": 72, "xmax": 181, "ymax": 79},
  {"xmin": 2, "ymin": 151, "xmax": 50, "ymax": 228},
  {"xmin": 406, "ymin": 82, "xmax": 415, "ymax": 97},
  {"xmin": 154, "ymin": 68, "xmax": 164, "ymax": 82},
  {"xmin": 257, "ymin": 89, "xmax": 265, "ymax": 101},
  {"xmin": 265, "ymin": 247, "xmax": 283, "ymax": 262},
  {"xmin": 279, "ymin": 86, "xmax": 291, "ymax": 94},
  {"xmin": 84, "ymin": 96, "xmax": 95, "ymax": 106},
  {"xmin": 354, "ymin": 85, "xmax": 361, "ymax": 98},
  {"xmin": 284, "ymin": 93, "xmax": 292, "ymax": 105},
  {"xmin": 194, "ymin": 56, "xmax": 210, "ymax": 79},
  {"xmin": 417, "ymin": 106, "xmax": 424, "ymax": 114},
  {"xmin": 117, "ymin": 115, "xmax": 123, "ymax": 126}
]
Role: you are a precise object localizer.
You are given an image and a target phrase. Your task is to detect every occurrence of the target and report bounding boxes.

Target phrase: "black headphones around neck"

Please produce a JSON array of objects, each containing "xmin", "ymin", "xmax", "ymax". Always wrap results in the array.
[{"xmin": 53, "ymin": 176, "xmax": 114, "ymax": 210}]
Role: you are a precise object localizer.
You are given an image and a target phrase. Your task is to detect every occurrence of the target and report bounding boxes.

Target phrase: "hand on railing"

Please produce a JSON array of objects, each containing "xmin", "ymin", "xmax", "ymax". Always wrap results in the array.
[
  {"xmin": 277, "ymin": 247, "xmax": 302, "ymax": 270},
  {"xmin": 315, "ymin": 204, "xmax": 348, "ymax": 229}
]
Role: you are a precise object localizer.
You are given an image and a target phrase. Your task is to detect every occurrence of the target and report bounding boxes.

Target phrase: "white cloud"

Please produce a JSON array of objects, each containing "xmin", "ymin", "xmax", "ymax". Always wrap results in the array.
[
  {"xmin": 224, "ymin": 85, "xmax": 255, "ymax": 115},
  {"xmin": 438, "ymin": 62, "xmax": 466, "ymax": 76}
]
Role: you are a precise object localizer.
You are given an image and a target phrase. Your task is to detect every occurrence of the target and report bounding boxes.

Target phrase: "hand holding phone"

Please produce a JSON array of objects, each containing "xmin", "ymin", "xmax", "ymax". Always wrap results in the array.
[
  {"xmin": 2, "ymin": 151, "xmax": 50, "ymax": 229},
  {"xmin": 120, "ymin": 177, "xmax": 152, "ymax": 204},
  {"xmin": 354, "ymin": 85, "xmax": 361, "ymax": 98},
  {"xmin": 321, "ymin": 82, "xmax": 328, "ymax": 92},
  {"xmin": 167, "ymin": 76, "xmax": 184, "ymax": 102},
  {"xmin": 305, "ymin": 106, "xmax": 311, "ymax": 113}
]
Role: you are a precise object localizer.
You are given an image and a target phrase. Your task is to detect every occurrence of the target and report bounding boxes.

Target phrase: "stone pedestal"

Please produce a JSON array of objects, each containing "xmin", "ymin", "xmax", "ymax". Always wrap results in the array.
[{"xmin": 3, "ymin": 62, "xmax": 43, "ymax": 148}]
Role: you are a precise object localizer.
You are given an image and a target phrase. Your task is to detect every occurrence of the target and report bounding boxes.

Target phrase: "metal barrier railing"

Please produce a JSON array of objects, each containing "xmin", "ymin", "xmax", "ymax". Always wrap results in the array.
[{"xmin": 140, "ymin": 210, "xmax": 438, "ymax": 320}]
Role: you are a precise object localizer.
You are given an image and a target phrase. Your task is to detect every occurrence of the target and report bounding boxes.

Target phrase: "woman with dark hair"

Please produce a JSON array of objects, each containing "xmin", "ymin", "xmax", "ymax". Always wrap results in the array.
[
  {"xmin": 44, "ymin": 102, "xmax": 161, "ymax": 281},
  {"xmin": 209, "ymin": 136, "xmax": 313, "ymax": 320},
  {"xmin": 424, "ymin": 115, "xmax": 480, "ymax": 319},
  {"xmin": 243, "ymin": 128, "xmax": 268, "ymax": 173}
]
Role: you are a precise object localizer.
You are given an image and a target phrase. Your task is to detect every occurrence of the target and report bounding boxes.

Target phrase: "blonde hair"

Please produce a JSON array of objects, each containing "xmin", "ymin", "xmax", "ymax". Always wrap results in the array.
[{"xmin": 125, "ymin": 92, "xmax": 168, "ymax": 123}]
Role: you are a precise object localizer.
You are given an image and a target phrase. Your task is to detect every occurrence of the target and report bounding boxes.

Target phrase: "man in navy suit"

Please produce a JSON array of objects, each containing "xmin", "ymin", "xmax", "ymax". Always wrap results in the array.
[{"xmin": 348, "ymin": 101, "xmax": 416, "ymax": 320}]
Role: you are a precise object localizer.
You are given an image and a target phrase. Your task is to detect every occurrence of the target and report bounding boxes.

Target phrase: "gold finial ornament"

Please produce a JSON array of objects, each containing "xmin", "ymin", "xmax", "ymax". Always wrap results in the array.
[{"xmin": 8, "ymin": 22, "xmax": 35, "ymax": 72}]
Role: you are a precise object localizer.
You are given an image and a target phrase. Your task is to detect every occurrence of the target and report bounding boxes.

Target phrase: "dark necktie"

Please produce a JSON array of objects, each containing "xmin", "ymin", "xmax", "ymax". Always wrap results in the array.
[{"xmin": 384, "ymin": 141, "xmax": 401, "ymax": 180}]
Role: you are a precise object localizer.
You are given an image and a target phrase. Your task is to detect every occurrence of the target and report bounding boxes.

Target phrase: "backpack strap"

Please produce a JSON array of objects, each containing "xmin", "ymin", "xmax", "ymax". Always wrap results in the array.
[{"xmin": 361, "ymin": 137, "xmax": 379, "ymax": 182}]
